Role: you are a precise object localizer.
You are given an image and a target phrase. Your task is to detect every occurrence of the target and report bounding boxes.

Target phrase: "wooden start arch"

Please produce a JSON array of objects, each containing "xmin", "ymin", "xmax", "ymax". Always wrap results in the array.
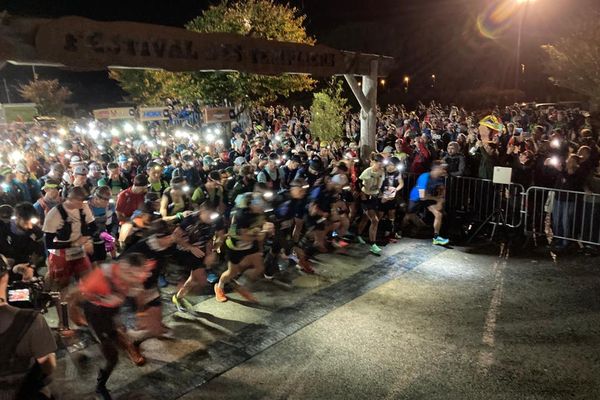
[{"xmin": 0, "ymin": 13, "xmax": 394, "ymax": 158}]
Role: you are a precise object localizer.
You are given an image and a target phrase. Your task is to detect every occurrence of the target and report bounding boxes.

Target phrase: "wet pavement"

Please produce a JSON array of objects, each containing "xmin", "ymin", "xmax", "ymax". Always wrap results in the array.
[{"xmin": 46, "ymin": 240, "xmax": 600, "ymax": 399}]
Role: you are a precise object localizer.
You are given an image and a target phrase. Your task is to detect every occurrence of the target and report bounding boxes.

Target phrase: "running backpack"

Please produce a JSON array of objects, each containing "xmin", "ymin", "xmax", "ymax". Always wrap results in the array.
[{"xmin": 55, "ymin": 204, "xmax": 89, "ymax": 241}]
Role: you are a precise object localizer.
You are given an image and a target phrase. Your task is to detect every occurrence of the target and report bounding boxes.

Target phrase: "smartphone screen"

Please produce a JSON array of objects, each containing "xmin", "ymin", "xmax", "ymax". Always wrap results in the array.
[{"xmin": 8, "ymin": 289, "xmax": 31, "ymax": 302}]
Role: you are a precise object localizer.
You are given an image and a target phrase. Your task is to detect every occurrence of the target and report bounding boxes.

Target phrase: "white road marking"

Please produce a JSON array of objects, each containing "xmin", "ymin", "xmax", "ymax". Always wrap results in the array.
[{"xmin": 478, "ymin": 260, "xmax": 506, "ymax": 373}]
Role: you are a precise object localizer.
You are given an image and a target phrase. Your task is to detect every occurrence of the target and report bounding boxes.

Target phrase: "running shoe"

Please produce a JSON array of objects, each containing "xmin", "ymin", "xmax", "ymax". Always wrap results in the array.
[
  {"xmin": 264, "ymin": 273, "xmax": 275, "ymax": 280},
  {"xmin": 214, "ymin": 286, "xmax": 228, "ymax": 302},
  {"xmin": 370, "ymin": 243, "xmax": 382, "ymax": 255},
  {"xmin": 357, "ymin": 236, "xmax": 367, "ymax": 245},
  {"xmin": 206, "ymin": 271, "xmax": 219, "ymax": 284},
  {"xmin": 297, "ymin": 259, "xmax": 316, "ymax": 274},
  {"xmin": 333, "ymin": 239, "xmax": 350, "ymax": 248},
  {"xmin": 233, "ymin": 285, "xmax": 258, "ymax": 303},
  {"xmin": 172, "ymin": 295, "xmax": 194, "ymax": 311},
  {"xmin": 288, "ymin": 253, "xmax": 299, "ymax": 263},
  {"xmin": 158, "ymin": 274, "xmax": 168, "ymax": 288},
  {"xmin": 432, "ymin": 236, "xmax": 450, "ymax": 246}
]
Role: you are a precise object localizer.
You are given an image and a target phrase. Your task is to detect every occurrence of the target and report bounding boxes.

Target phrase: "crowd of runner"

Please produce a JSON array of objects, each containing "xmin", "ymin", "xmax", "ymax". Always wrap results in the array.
[{"xmin": 0, "ymin": 100, "xmax": 598, "ymax": 398}]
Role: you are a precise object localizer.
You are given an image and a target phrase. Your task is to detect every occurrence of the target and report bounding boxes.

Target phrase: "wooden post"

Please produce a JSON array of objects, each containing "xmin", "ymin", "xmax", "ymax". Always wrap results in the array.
[{"xmin": 360, "ymin": 59, "xmax": 378, "ymax": 161}]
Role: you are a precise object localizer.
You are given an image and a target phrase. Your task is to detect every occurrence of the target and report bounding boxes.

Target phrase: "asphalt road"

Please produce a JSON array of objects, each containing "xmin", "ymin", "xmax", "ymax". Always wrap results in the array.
[{"xmin": 49, "ymin": 241, "xmax": 600, "ymax": 399}]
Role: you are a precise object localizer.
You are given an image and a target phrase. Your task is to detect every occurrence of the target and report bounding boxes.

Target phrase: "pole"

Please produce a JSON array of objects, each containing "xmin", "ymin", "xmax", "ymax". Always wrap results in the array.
[
  {"xmin": 2, "ymin": 78, "xmax": 11, "ymax": 103},
  {"xmin": 360, "ymin": 60, "xmax": 378, "ymax": 161}
]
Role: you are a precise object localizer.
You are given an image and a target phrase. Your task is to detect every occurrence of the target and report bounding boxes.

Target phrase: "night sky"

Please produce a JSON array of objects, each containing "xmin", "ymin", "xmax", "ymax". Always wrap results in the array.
[{"xmin": 1, "ymin": 0, "xmax": 597, "ymax": 107}]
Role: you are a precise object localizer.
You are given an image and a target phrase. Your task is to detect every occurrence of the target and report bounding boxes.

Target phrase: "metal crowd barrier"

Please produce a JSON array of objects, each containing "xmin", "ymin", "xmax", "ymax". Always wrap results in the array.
[
  {"xmin": 399, "ymin": 173, "xmax": 525, "ymax": 230},
  {"xmin": 398, "ymin": 173, "xmax": 600, "ymax": 246},
  {"xmin": 524, "ymin": 186, "xmax": 600, "ymax": 247},
  {"xmin": 445, "ymin": 176, "xmax": 525, "ymax": 229}
]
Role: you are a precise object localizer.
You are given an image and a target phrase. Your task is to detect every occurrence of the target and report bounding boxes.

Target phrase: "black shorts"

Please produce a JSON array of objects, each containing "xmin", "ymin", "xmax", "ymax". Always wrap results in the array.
[
  {"xmin": 83, "ymin": 302, "xmax": 119, "ymax": 343},
  {"xmin": 361, "ymin": 195, "xmax": 380, "ymax": 211},
  {"xmin": 171, "ymin": 248, "xmax": 205, "ymax": 271},
  {"xmin": 379, "ymin": 198, "xmax": 398, "ymax": 213},
  {"xmin": 340, "ymin": 191, "xmax": 354, "ymax": 203},
  {"xmin": 226, "ymin": 245, "xmax": 259, "ymax": 265},
  {"xmin": 408, "ymin": 200, "xmax": 437, "ymax": 214},
  {"xmin": 90, "ymin": 241, "xmax": 107, "ymax": 262},
  {"xmin": 305, "ymin": 214, "xmax": 327, "ymax": 231}
]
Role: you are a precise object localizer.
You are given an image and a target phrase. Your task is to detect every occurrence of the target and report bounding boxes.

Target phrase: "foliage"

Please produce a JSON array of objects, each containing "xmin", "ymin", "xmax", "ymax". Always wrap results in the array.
[
  {"xmin": 18, "ymin": 79, "xmax": 72, "ymax": 115},
  {"xmin": 541, "ymin": 11, "xmax": 600, "ymax": 108},
  {"xmin": 309, "ymin": 79, "xmax": 350, "ymax": 142},
  {"xmin": 110, "ymin": 0, "xmax": 315, "ymax": 107}
]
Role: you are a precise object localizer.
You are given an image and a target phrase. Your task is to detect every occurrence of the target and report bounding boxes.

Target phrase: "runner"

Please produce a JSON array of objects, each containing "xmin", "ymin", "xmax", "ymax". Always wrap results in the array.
[
  {"xmin": 357, "ymin": 153, "xmax": 386, "ymax": 255},
  {"xmin": 78, "ymin": 253, "xmax": 150, "ymax": 399},
  {"xmin": 404, "ymin": 161, "xmax": 450, "ymax": 245},
  {"xmin": 172, "ymin": 202, "xmax": 219, "ymax": 310},
  {"xmin": 215, "ymin": 192, "xmax": 270, "ymax": 303}
]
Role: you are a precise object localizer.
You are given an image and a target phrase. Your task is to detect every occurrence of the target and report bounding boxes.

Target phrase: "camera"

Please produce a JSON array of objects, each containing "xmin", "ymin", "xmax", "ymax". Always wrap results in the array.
[{"xmin": 7, "ymin": 277, "xmax": 59, "ymax": 312}]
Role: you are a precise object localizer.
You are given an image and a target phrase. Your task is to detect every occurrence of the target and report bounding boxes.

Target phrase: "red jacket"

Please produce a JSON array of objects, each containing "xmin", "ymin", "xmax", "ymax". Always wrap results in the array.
[{"xmin": 116, "ymin": 188, "xmax": 145, "ymax": 220}]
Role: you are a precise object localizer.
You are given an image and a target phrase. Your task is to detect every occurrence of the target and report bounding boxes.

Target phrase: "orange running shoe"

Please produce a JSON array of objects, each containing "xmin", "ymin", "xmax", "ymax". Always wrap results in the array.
[
  {"xmin": 214, "ymin": 286, "xmax": 228, "ymax": 302},
  {"xmin": 297, "ymin": 259, "xmax": 316, "ymax": 274},
  {"xmin": 234, "ymin": 285, "xmax": 258, "ymax": 303}
]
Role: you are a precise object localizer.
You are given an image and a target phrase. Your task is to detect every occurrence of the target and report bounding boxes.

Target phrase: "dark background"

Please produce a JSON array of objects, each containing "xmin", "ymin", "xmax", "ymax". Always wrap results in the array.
[{"xmin": 0, "ymin": 0, "xmax": 597, "ymax": 108}]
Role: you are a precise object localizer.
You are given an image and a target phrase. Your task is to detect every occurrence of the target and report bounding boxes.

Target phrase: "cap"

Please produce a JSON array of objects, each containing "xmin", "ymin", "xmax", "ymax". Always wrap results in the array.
[
  {"xmin": 268, "ymin": 153, "xmax": 280, "ymax": 162},
  {"xmin": 234, "ymin": 156, "xmax": 247, "ymax": 166},
  {"xmin": 88, "ymin": 163, "xmax": 101, "ymax": 172},
  {"xmin": 171, "ymin": 168, "xmax": 182, "ymax": 179},
  {"xmin": 383, "ymin": 146, "xmax": 394, "ymax": 153},
  {"xmin": 70, "ymin": 155, "xmax": 82, "ymax": 165},
  {"xmin": 170, "ymin": 176, "xmax": 185, "ymax": 187},
  {"xmin": 479, "ymin": 115, "xmax": 504, "ymax": 132},
  {"xmin": 15, "ymin": 163, "xmax": 28, "ymax": 174},
  {"xmin": 74, "ymin": 164, "xmax": 89, "ymax": 176},
  {"xmin": 331, "ymin": 174, "xmax": 349, "ymax": 186},
  {"xmin": 309, "ymin": 159, "xmax": 323, "ymax": 172},
  {"xmin": 250, "ymin": 193, "xmax": 267, "ymax": 210},
  {"xmin": 118, "ymin": 154, "xmax": 129, "ymax": 163},
  {"xmin": 203, "ymin": 156, "xmax": 215, "ymax": 166}
]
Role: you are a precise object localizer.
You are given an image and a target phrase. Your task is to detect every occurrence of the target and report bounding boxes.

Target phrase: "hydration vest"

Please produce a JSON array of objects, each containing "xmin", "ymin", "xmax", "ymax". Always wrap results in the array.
[{"xmin": 55, "ymin": 204, "xmax": 89, "ymax": 241}]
